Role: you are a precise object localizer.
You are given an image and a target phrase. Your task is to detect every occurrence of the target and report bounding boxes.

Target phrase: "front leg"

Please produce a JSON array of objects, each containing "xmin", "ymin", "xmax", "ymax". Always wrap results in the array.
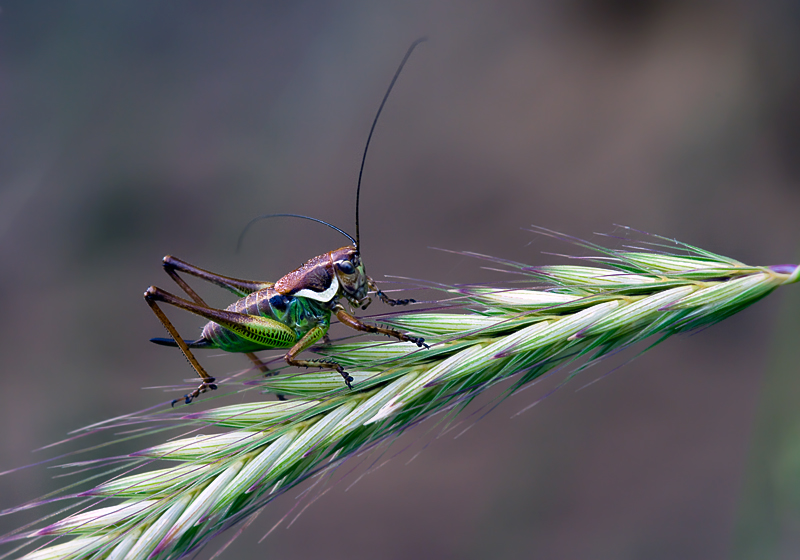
[
  {"xmin": 367, "ymin": 278, "xmax": 416, "ymax": 307},
  {"xmin": 285, "ymin": 325, "xmax": 354, "ymax": 389},
  {"xmin": 334, "ymin": 305, "xmax": 428, "ymax": 348}
]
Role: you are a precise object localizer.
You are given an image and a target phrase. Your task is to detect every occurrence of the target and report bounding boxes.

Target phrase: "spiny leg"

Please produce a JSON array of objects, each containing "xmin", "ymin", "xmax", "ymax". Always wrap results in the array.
[
  {"xmin": 144, "ymin": 287, "xmax": 217, "ymax": 405},
  {"xmin": 367, "ymin": 278, "xmax": 416, "ymax": 307},
  {"xmin": 285, "ymin": 325, "xmax": 354, "ymax": 389},
  {"xmin": 146, "ymin": 287, "xmax": 298, "ymax": 403},
  {"xmin": 146, "ymin": 286, "xmax": 297, "ymax": 346},
  {"xmin": 160, "ymin": 258, "xmax": 274, "ymax": 380},
  {"xmin": 162, "ymin": 255, "xmax": 273, "ymax": 297},
  {"xmin": 334, "ymin": 305, "xmax": 428, "ymax": 348}
]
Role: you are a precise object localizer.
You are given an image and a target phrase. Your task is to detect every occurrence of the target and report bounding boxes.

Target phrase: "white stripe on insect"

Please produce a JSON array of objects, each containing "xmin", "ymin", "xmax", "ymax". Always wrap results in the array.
[{"xmin": 294, "ymin": 273, "xmax": 339, "ymax": 302}]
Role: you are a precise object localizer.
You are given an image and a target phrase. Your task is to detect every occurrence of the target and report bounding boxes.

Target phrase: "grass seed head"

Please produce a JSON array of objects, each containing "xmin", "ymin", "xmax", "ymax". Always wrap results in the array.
[{"xmin": 6, "ymin": 234, "xmax": 798, "ymax": 560}]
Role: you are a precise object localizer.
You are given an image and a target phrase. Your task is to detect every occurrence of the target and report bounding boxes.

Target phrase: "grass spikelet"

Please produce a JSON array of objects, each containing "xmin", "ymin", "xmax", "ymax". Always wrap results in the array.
[{"xmin": 3, "ymin": 230, "xmax": 798, "ymax": 560}]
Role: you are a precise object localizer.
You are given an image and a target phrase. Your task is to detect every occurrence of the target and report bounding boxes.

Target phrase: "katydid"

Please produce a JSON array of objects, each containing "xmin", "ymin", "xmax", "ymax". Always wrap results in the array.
[{"xmin": 145, "ymin": 39, "xmax": 428, "ymax": 405}]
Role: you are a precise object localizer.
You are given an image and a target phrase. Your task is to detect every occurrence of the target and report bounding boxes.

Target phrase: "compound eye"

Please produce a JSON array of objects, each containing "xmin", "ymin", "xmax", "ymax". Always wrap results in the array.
[{"xmin": 337, "ymin": 260, "xmax": 355, "ymax": 275}]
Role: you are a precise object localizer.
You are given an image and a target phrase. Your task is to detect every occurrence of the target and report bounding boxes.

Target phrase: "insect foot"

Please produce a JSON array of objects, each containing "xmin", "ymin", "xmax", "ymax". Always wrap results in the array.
[
  {"xmin": 410, "ymin": 336, "xmax": 429, "ymax": 349},
  {"xmin": 377, "ymin": 329, "xmax": 431, "ymax": 350},
  {"xmin": 337, "ymin": 367, "xmax": 355, "ymax": 389},
  {"xmin": 320, "ymin": 360, "xmax": 354, "ymax": 389},
  {"xmin": 375, "ymin": 289, "xmax": 416, "ymax": 307},
  {"xmin": 171, "ymin": 379, "xmax": 217, "ymax": 407},
  {"xmin": 286, "ymin": 356, "xmax": 355, "ymax": 389},
  {"xmin": 390, "ymin": 329, "xmax": 428, "ymax": 349}
]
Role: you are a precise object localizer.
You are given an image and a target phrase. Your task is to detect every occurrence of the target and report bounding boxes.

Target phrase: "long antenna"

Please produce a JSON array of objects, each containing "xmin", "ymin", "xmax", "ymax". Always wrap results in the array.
[
  {"xmin": 355, "ymin": 37, "xmax": 427, "ymax": 251},
  {"xmin": 237, "ymin": 213, "xmax": 356, "ymax": 253}
]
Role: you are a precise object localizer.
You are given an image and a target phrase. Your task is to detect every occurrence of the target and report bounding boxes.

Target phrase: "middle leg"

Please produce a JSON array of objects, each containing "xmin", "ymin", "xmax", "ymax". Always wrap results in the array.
[
  {"xmin": 285, "ymin": 324, "xmax": 354, "ymax": 388},
  {"xmin": 334, "ymin": 305, "xmax": 428, "ymax": 349}
]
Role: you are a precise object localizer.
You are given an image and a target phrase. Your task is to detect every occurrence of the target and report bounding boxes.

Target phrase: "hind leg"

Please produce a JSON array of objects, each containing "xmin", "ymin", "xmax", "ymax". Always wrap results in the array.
[
  {"xmin": 144, "ymin": 288, "xmax": 217, "ymax": 405},
  {"xmin": 162, "ymin": 255, "xmax": 273, "ymax": 297},
  {"xmin": 146, "ymin": 286, "xmax": 298, "ymax": 403},
  {"xmin": 159, "ymin": 258, "xmax": 278, "ymax": 393}
]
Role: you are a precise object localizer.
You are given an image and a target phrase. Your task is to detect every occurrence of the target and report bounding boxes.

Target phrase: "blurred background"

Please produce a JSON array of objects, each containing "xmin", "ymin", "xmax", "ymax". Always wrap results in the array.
[{"xmin": 1, "ymin": 1, "xmax": 799, "ymax": 558}]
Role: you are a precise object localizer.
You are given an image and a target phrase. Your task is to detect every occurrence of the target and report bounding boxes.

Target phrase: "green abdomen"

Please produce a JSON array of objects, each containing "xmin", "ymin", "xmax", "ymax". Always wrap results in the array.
[{"xmin": 200, "ymin": 288, "xmax": 330, "ymax": 353}]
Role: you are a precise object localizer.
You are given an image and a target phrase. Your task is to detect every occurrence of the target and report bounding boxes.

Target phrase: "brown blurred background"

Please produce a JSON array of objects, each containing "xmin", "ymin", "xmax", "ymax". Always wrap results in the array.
[{"xmin": 1, "ymin": 1, "xmax": 799, "ymax": 558}]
